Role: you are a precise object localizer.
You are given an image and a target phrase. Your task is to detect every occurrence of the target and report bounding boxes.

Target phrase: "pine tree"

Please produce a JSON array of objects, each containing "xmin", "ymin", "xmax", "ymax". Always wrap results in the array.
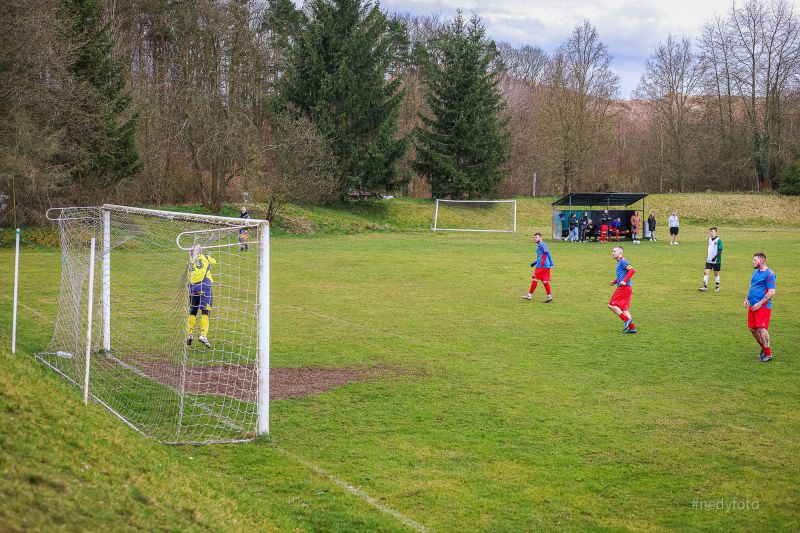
[
  {"xmin": 280, "ymin": 0, "xmax": 408, "ymax": 193},
  {"xmin": 62, "ymin": 0, "xmax": 141, "ymax": 188},
  {"xmin": 413, "ymin": 12, "xmax": 509, "ymax": 199}
]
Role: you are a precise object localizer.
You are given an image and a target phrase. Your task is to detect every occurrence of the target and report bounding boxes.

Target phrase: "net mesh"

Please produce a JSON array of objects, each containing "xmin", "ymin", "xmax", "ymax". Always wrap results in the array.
[
  {"xmin": 38, "ymin": 206, "xmax": 266, "ymax": 444},
  {"xmin": 433, "ymin": 200, "xmax": 516, "ymax": 232}
]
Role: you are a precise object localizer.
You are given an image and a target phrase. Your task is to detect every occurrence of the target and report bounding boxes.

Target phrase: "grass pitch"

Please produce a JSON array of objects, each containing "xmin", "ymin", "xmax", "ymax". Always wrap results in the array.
[{"xmin": 2, "ymin": 213, "xmax": 799, "ymax": 530}]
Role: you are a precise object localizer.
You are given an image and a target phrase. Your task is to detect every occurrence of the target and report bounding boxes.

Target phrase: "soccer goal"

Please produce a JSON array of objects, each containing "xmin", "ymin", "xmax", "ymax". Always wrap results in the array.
[
  {"xmin": 38, "ymin": 205, "xmax": 269, "ymax": 445},
  {"xmin": 432, "ymin": 199, "xmax": 517, "ymax": 232}
]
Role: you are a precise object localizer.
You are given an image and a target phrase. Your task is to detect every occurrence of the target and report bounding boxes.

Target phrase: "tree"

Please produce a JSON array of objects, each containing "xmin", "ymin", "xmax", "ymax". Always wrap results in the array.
[
  {"xmin": 248, "ymin": 113, "xmax": 339, "ymax": 221},
  {"xmin": 280, "ymin": 0, "xmax": 409, "ymax": 194},
  {"xmin": 634, "ymin": 36, "xmax": 704, "ymax": 192},
  {"xmin": 60, "ymin": 0, "xmax": 141, "ymax": 189},
  {"xmin": 413, "ymin": 12, "xmax": 510, "ymax": 199},
  {"xmin": 779, "ymin": 158, "xmax": 800, "ymax": 194},
  {"xmin": 168, "ymin": 0, "xmax": 268, "ymax": 213},
  {"xmin": 539, "ymin": 22, "xmax": 620, "ymax": 196},
  {"xmin": 0, "ymin": 0, "xmax": 77, "ymax": 224},
  {"xmin": 727, "ymin": 0, "xmax": 800, "ymax": 189}
]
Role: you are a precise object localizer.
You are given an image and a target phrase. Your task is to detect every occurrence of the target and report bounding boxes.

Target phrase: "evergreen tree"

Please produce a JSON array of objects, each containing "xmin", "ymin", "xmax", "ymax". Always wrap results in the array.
[
  {"xmin": 413, "ymin": 12, "xmax": 509, "ymax": 199},
  {"xmin": 61, "ymin": 0, "xmax": 141, "ymax": 188},
  {"xmin": 779, "ymin": 159, "xmax": 800, "ymax": 195},
  {"xmin": 280, "ymin": 0, "xmax": 408, "ymax": 193}
]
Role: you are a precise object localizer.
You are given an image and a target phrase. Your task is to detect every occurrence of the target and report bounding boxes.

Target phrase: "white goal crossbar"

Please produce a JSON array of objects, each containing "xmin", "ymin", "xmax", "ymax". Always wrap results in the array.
[
  {"xmin": 432, "ymin": 199, "xmax": 517, "ymax": 233},
  {"xmin": 39, "ymin": 204, "xmax": 270, "ymax": 444}
]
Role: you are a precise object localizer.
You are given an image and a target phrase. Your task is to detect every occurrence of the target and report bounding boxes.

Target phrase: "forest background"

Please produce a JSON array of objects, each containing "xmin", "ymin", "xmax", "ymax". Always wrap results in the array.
[{"xmin": 4, "ymin": 0, "xmax": 800, "ymax": 225}]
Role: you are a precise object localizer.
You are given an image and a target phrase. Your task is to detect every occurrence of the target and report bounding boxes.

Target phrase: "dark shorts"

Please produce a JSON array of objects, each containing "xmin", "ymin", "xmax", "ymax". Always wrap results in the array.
[
  {"xmin": 669, "ymin": 227, "xmax": 679, "ymax": 235},
  {"xmin": 533, "ymin": 268, "xmax": 551, "ymax": 282},
  {"xmin": 609, "ymin": 285, "xmax": 632, "ymax": 311},
  {"xmin": 748, "ymin": 307, "xmax": 771, "ymax": 329},
  {"xmin": 189, "ymin": 281, "xmax": 213, "ymax": 314},
  {"xmin": 704, "ymin": 262, "xmax": 721, "ymax": 271}
]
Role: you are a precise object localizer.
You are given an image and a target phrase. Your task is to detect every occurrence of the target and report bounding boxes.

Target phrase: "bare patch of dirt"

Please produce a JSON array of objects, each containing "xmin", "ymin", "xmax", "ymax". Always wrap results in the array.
[{"xmin": 135, "ymin": 362, "xmax": 401, "ymax": 402}]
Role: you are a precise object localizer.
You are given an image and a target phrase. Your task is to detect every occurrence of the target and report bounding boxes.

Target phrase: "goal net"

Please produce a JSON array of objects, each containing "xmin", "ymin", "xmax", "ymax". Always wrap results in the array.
[
  {"xmin": 432, "ymin": 199, "xmax": 517, "ymax": 232},
  {"xmin": 38, "ymin": 205, "xmax": 269, "ymax": 444}
]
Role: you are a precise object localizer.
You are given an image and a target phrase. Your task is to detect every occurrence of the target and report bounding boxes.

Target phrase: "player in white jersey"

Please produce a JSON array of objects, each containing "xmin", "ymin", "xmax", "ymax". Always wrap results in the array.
[{"xmin": 698, "ymin": 227, "xmax": 723, "ymax": 292}]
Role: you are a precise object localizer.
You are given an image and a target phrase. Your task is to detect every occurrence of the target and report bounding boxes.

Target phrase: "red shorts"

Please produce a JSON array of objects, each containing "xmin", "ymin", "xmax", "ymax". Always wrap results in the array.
[
  {"xmin": 748, "ymin": 307, "xmax": 771, "ymax": 329},
  {"xmin": 533, "ymin": 268, "xmax": 551, "ymax": 282},
  {"xmin": 609, "ymin": 285, "xmax": 632, "ymax": 311}
]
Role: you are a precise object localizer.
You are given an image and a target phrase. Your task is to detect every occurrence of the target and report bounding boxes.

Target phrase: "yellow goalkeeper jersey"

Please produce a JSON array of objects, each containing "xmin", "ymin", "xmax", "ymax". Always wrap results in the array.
[{"xmin": 188, "ymin": 253, "xmax": 216, "ymax": 284}]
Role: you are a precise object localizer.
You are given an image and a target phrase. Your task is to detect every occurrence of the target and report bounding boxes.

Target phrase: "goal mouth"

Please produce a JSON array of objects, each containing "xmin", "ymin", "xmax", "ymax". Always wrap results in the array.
[
  {"xmin": 38, "ymin": 205, "xmax": 270, "ymax": 444},
  {"xmin": 432, "ymin": 199, "xmax": 517, "ymax": 233}
]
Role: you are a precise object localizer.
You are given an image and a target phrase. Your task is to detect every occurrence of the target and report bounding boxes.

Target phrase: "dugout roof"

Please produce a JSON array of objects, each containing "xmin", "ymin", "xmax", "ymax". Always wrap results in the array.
[{"xmin": 551, "ymin": 192, "xmax": 648, "ymax": 208}]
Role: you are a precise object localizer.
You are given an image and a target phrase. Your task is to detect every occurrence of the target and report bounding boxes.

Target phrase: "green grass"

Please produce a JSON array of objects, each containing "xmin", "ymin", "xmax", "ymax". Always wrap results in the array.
[{"xmin": 2, "ymin": 214, "xmax": 799, "ymax": 530}]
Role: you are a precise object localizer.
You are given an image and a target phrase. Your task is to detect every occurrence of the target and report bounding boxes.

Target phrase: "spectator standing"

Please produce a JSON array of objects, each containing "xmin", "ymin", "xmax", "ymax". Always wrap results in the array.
[
  {"xmin": 238, "ymin": 206, "xmax": 251, "ymax": 251},
  {"xmin": 568, "ymin": 213, "xmax": 579, "ymax": 242},
  {"xmin": 600, "ymin": 210, "xmax": 611, "ymax": 243},
  {"xmin": 668, "ymin": 211, "xmax": 680, "ymax": 245},
  {"xmin": 647, "ymin": 212, "xmax": 657, "ymax": 241},
  {"xmin": 630, "ymin": 212, "xmax": 641, "ymax": 243},
  {"xmin": 579, "ymin": 212, "xmax": 590, "ymax": 242}
]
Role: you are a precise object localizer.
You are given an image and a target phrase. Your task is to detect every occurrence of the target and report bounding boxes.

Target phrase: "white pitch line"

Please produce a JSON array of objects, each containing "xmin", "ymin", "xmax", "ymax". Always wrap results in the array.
[
  {"xmin": 185, "ymin": 404, "xmax": 428, "ymax": 531},
  {"xmin": 274, "ymin": 447, "xmax": 429, "ymax": 533}
]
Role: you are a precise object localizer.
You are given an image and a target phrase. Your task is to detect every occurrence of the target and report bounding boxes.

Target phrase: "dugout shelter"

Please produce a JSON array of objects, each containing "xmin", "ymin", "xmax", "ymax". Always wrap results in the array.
[{"xmin": 551, "ymin": 192, "xmax": 649, "ymax": 241}]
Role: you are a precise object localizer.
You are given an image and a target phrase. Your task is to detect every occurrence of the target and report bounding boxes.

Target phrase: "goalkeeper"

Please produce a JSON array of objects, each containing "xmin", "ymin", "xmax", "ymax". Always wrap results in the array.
[{"xmin": 187, "ymin": 245, "xmax": 216, "ymax": 348}]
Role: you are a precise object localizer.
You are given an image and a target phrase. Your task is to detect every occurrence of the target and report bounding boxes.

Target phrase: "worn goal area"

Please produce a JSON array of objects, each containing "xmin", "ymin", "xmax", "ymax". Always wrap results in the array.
[{"xmin": 38, "ymin": 205, "xmax": 269, "ymax": 444}]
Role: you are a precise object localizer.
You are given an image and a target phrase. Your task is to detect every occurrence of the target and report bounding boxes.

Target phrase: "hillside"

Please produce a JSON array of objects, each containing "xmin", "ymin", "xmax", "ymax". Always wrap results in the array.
[{"xmin": 2, "ymin": 193, "xmax": 799, "ymax": 247}]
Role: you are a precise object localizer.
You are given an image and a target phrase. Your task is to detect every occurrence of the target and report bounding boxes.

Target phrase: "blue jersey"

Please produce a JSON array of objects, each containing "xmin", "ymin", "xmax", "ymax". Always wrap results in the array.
[
  {"xmin": 615, "ymin": 258, "xmax": 634, "ymax": 287},
  {"xmin": 748, "ymin": 268, "xmax": 776, "ymax": 308},
  {"xmin": 536, "ymin": 241, "xmax": 553, "ymax": 269}
]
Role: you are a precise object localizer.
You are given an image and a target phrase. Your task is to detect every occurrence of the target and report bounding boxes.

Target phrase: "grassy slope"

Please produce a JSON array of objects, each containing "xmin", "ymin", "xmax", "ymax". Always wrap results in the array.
[
  {"xmin": 4, "ymin": 192, "xmax": 799, "ymax": 246},
  {"xmin": 273, "ymin": 193, "xmax": 800, "ymax": 234},
  {"xmin": 2, "ymin": 194, "xmax": 800, "ymax": 530},
  {"xmin": 0, "ymin": 251, "xmax": 406, "ymax": 532}
]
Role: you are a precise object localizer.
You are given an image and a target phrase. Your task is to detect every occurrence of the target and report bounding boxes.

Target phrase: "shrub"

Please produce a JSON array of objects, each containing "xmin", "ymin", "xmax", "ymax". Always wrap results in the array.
[{"xmin": 779, "ymin": 160, "xmax": 800, "ymax": 195}]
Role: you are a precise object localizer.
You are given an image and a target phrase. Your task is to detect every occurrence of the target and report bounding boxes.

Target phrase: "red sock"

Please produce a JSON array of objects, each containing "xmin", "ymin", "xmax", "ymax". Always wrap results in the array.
[
  {"xmin": 764, "ymin": 346, "xmax": 772, "ymax": 356},
  {"xmin": 628, "ymin": 322, "xmax": 636, "ymax": 329},
  {"xmin": 619, "ymin": 313, "xmax": 628, "ymax": 322},
  {"xmin": 543, "ymin": 282, "xmax": 551, "ymax": 295},
  {"xmin": 529, "ymin": 280, "xmax": 538, "ymax": 293}
]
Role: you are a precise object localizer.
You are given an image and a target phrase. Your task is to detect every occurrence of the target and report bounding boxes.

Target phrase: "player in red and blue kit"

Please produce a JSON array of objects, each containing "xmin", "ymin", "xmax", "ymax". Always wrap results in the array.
[
  {"xmin": 608, "ymin": 246, "xmax": 637, "ymax": 333},
  {"xmin": 744, "ymin": 252, "xmax": 777, "ymax": 362},
  {"xmin": 522, "ymin": 232, "xmax": 554, "ymax": 303}
]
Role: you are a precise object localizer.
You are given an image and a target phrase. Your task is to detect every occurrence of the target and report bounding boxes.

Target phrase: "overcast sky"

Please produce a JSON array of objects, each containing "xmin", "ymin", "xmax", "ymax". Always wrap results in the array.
[{"xmin": 373, "ymin": 0, "xmax": 736, "ymax": 97}]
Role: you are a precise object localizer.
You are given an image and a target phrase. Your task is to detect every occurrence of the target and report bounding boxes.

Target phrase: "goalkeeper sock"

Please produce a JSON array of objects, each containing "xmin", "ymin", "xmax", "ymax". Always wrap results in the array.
[
  {"xmin": 187, "ymin": 315, "xmax": 196, "ymax": 335},
  {"xmin": 529, "ymin": 280, "xmax": 538, "ymax": 293},
  {"xmin": 200, "ymin": 314, "xmax": 210, "ymax": 337}
]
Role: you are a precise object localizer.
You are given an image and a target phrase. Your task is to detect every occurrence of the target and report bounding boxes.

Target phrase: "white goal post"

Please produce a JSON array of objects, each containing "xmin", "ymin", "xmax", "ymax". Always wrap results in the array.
[
  {"xmin": 38, "ymin": 204, "xmax": 269, "ymax": 444},
  {"xmin": 432, "ymin": 199, "xmax": 517, "ymax": 233}
]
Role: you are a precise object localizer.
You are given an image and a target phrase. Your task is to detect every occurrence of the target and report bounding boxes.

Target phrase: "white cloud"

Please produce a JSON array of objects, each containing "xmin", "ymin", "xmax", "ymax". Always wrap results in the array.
[{"xmin": 377, "ymin": 0, "xmax": 735, "ymax": 97}]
